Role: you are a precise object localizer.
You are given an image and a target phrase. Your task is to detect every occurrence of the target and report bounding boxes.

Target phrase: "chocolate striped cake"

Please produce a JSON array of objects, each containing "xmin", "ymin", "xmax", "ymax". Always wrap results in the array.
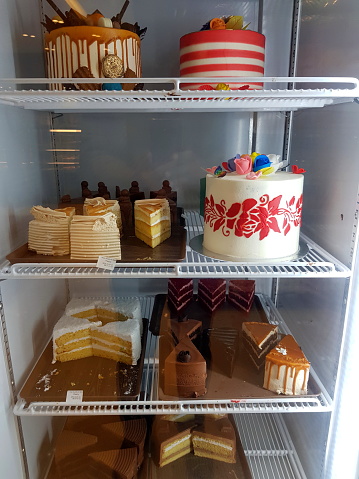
[{"xmin": 242, "ymin": 322, "xmax": 278, "ymax": 370}]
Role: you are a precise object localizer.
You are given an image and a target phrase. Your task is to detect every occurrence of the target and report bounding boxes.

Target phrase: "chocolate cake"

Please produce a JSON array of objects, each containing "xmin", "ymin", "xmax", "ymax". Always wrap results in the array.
[
  {"xmin": 151, "ymin": 416, "xmax": 196, "ymax": 467},
  {"xmin": 204, "ymin": 328, "xmax": 240, "ymax": 378},
  {"xmin": 167, "ymin": 279, "xmax": 193, "ymax": 315},
  {"xmin": 197, "ymin": 279, "xmax": 226, "ymax": 312},
  {"xmin": 192, "ymin": 416, "xmax": 236, "ymax": 464},
  {"xmin": 101, "ymin": 418, "xmax": 147, "ymax": 466},
  {"xmin": 163, "ymin": 337, "xmax": 207, "ymax": 398},
  {"xmin": 228, "ymin": 279, "xmax": 255, "ymax": 313},
  {"xmin": 170, "ymin": 317, "xmax": 202, "ymax": 343},
  {"xmin": 264, "ymin": 334, "xmax": 310, "ymax": 395},
  {"xmin": 54, "ymin": 430, "xmax": 97, "ymax": 477},
  {"xmin": 242, "ymin": 322, "xmax": 278, "ymax": 369},
  {"xmin": 88, "ymin": 448, "xmax": 138, "ymax": 479}
]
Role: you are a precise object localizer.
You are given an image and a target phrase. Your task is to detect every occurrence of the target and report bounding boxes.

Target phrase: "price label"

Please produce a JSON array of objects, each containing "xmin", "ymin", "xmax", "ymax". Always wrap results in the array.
[
  {"xmin": 96, "ymin": 256, "xmax": 116, "ymax": 271},
  {"xmin": 66, "ymin": 390, "xmax": 83, "ymax": 404}
]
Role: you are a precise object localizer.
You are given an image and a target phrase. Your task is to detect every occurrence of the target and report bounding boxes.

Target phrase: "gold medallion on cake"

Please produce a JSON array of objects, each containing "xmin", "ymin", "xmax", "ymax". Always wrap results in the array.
[{"xmin": 102, "ymin": 54, "xmax": 124, "ymax": 78}]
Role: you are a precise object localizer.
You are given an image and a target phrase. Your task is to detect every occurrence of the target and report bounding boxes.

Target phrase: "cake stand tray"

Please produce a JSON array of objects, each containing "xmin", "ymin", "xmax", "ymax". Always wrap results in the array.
[
  {"xmin": 19, "ymin": 319, "xmax": 148, "ymax": 403},
  {"xmin": 151, "ymin": 295, "xmax": 320, "ymax": 401},
  {"xmin": 6, "ymin": 226, "xmax": 186, "ymax": 264}
]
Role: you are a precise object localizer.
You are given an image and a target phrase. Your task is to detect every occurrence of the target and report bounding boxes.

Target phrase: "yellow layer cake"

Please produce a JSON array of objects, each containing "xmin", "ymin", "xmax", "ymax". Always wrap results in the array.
[
  {"xmin": 134, "ymin": 198, "xmax": 171, "ymax": 248},
  {"xmin": 54, "ymin": 298, "xmax": 143, "ymax": 364}
]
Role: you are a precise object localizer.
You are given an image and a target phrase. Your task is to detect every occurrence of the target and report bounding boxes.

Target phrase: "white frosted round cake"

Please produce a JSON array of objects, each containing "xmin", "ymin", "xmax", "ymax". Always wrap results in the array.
[{"xmin": 203, "ymin": 163, "xmax": 304, "ymax": 261}]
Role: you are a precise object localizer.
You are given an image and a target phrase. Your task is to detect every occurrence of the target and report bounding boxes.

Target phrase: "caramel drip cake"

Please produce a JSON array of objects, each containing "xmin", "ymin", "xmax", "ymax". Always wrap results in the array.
[
  {"xmin": 53, "ymin": 298, "xmax": 142, "ymax": 365},
  {"xmin": 28, "ymin": 205, "xmax": 74, "ymax": 256},
  {"xmin": 192, "ymin": 416, "xmax": 236, "ymax": 464},
  {"xmin": 167, "ymin": 278, "xmax": 193, "ymax": 315},
  {"xmin": 84, "ymin": 197, "xmax": 122, "ymax": 232},
  {"xmin": 263, "ymin": 334, "xmax": 310, "ymax": 395},
  {"xmin": 198, "ymin": 278, "xmax": 226, "ymax": 312},
  {"xmin": 242, "ymin": 322, "xmax": 278, "ymax": 370},
  {"xmin": 151, "ymin": 416, "xmax": 196, "ymax": 467},
  {"xmin": 101, "ymin": 418, "xmax": 147, "ymax": 466},
  {"xmin": 163, "ymin": 337, "xmax": 207, "ymax": 398},
  {"xmin": 134, "ymin": 198, "xmax": 171, "ymax": 248},
  {"xmin": 70, "ymin": 212, "xmax": 121, "ymax": 260},
  {"xmin": 88, "ymin": 448, "xmax": 138, "ymax": 479},
  {"xmin": 228, "ymin": 279, "xmax": 255, "ymax": 313}
]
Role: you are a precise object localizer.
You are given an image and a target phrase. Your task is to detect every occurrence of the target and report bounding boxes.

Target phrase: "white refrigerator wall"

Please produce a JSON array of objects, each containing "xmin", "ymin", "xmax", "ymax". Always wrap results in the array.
[{"xmin": 278, "ymin": 0, "xmax": 359, "ymax": 478}]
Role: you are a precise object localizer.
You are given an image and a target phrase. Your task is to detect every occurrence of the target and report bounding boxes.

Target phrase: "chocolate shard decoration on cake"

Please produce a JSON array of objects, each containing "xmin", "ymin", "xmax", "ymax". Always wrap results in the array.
[
  {"xmin": 197, "ymin": 278, "xmax": 226, "ymax": 312},
  {"xmin": 204, "ymin": 328, "xmax": 240, "ymax": 378},
  {"xmin": 228, "ymin": 279, "xmax": 255, "ymax": 313},
  {"xmin": 242, "ymin": 322, "xmax": 278, "ymax": 370},
  {"xmin": 170, "ymin": 317, "xmax": 202, "ymax": 343}
]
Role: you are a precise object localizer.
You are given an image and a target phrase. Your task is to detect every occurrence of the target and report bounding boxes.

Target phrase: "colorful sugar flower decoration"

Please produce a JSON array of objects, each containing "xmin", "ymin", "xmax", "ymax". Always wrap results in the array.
[{"xmin": 205, "ymin": 153, "xmax": 304, "ymax": 180}]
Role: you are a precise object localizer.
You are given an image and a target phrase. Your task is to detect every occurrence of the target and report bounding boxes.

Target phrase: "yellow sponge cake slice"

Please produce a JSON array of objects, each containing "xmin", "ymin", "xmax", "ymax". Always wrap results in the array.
[{"xmin": 134, "ymin": 198, "xmax": 171, "ymax": 248}]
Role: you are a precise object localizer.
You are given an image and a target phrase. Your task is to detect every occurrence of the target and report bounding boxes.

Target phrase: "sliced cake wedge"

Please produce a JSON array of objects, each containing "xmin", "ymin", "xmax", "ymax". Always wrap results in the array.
[{"xmin": 242, "ymin": 322, "xmax": 278, "ymax": 370}]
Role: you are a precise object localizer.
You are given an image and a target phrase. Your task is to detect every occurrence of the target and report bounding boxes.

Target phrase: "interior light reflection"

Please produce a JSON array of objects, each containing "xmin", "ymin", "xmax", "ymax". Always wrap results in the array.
[
  {"xmin": 50, "ymin": 129, "xmax": 82, "ymax": 133},
  {"xmin": 46, "ymin": 149, "xmax": 80, "ymax": 152}
]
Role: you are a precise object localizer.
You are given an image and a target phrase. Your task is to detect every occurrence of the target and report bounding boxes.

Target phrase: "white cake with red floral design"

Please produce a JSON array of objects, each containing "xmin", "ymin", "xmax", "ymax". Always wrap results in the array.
[
  {"xmin": 203, "ymin": 154, "xmax": 304, "ymax": 261},
  {"xmin": 180, "ymin": 16, "xmax": 265, "ymax": 91}
]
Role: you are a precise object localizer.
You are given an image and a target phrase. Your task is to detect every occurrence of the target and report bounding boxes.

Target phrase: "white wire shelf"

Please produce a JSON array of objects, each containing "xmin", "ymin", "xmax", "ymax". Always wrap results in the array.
[
  {"xmin": 13, "ymin": 294, "xmax": 332, "ymax": 417},
  {"xmin": 235, "ymin": 414, "xmax": 308, "ymax": 479},
  {"xmin": 0, "ymin": 77, "xmax": 357, "ymax": 112},
  {"xmin": 0, "ymin": 211, "xmax": 351, "ymax": 279}
]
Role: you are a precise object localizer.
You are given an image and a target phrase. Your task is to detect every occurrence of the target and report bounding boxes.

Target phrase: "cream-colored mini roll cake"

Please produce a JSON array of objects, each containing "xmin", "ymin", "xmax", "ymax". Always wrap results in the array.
[
  {"xmin": 70, "ymin": 212, "xmax": 121, "ymax": 260},
  {"xmin": 83, "ymin": 197, "xmax": 122, "ymax": 232},
  {"xmin": 28, "ymin": 205, "xmax": 75, "ymax": 256},
  {"xmin": 134, "ymin": 198, "xmax": 171, "ymax": 248},
  {"xmin": 203, "ymin": 171, "xmax": 304, "ymax": 261}
]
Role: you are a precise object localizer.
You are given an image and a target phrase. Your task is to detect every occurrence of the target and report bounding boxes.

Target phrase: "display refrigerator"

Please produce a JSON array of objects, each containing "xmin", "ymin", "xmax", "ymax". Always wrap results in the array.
[{"xmin": 0, "ymin": 0, "xmax": 358, "ymax": 478}]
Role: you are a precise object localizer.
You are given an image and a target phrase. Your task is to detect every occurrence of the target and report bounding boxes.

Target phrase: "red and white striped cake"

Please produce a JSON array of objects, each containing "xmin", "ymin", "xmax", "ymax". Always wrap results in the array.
[{"xmin": 180, "ymin": 30, "xmax": 265, "ymax": 90}]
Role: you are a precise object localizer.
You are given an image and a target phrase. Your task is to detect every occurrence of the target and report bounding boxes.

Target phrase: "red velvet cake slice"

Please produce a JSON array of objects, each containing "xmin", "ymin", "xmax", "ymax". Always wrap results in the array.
[
  {"xmin": 167, "ymin": 279, "xmax": 193, "ymax": 315},
  {"xmin": 197, "ymin": 279, "xmax": 226, "ymax": 312},
  {"xmin": 228, "ymin": 280, "xmax": 255, "ymax": 312}
]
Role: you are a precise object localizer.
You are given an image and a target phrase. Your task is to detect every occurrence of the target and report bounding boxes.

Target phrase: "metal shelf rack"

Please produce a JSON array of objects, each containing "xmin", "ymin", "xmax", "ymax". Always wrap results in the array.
[
  {"xmin": 0, "ymin": 77, "xmax": 357, "ymax": 112},
  {"xmin": 13, "ymin": 294, "xmax": 332, "ymax": 417},
  {"xmin": 0, "ymin": 211, "xmax": 351, "ymax": 280}
]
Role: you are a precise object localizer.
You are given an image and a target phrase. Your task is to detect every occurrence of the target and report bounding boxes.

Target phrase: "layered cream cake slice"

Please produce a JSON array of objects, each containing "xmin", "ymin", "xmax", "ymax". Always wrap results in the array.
[
  {"xmin": 91, "ymin": 319, "xmax": 142, "ymax": 365},
  {"xmin": 151, "ymin": 416, "xmax": 196, "ymax": 467},
  {"xmin": 83, "ymin": 197, "xmax": 122, "ymax": 233},
  {"xmin": 53, "ymin": 315, "xmax": 101, "ymax": 362},
  {"xmin": 264, "ymin": 334, "xmax": 310, "ymax": 395},
  {"xmin": 70, "ymin": 212, "xmax": 121, "ymax": 260},
  {"xmin": 228, "ymin": 279, "xmax": 255, "ymax": 313},
  {"xmin": 134, "ymin": 198, "xmax": 171, "ymax": 248},
  {"xmin": 198, "ymin": 279, "xmax": 226, "ymax": 312},
  {"xmin": 28, "ymin": 205, "xmax": 74, "ymax": 256},
  {"xmin": 242, "ymin": 322, "xmax": 278, "ymax": 369},
  {"xmin": 192, "ymin": 416, "xmax": 236, "ymax": 464}
]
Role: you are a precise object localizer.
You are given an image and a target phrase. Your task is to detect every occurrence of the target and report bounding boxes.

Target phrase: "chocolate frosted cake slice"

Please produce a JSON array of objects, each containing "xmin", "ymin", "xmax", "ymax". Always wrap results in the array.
[
  {"xmin": 55, "ymin": 430, "xmax": 98, "ymax": 477},
  {"xmin": 264, "ymin": 334, "xmax": 310, "ymax": 395},
  {"xmin": 192, "ymin": 416, "xmax": 236, "ymax": 464},
  {"xmin": 170, "ymin": 317, "xmax": 202, "ymax": 343},
  {"xmin": 228, "ymin": 279, "xmax": 255, "ymax": 313},
  {"xmin": 198, "ymin": 279, "xmax": 226, "ymax": 312},
  {"xmin": 88, "ymin": 448, "xmax": 138, "ymax": 479},
  {"xmin": 163, "ymin": 337, "xmax": 207, "ymax": 398},
  {"xmin": 101, "ymin": 418, "xmax": 147, "ymax": 466},
  {"xmin": 167, "ymin": 278, "xmax": 193, "ymax": 315},
  {"xmin": 205, "ymin": 328, "xmax": 240, "ymax": 378},
  {"xmin": 242, "ymin": 322, "xmax": 278, "ymax": 369}
]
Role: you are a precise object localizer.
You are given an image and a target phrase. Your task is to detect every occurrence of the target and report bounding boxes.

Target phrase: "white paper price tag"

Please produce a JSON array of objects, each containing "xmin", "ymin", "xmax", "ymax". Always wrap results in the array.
[
  {"xmin": 66, "ymin": 390, "xmax": 83, "ymax": 404},
  {"xmin": 96, "ymin": 256, "xmax": 116, "ymax": 271}
]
